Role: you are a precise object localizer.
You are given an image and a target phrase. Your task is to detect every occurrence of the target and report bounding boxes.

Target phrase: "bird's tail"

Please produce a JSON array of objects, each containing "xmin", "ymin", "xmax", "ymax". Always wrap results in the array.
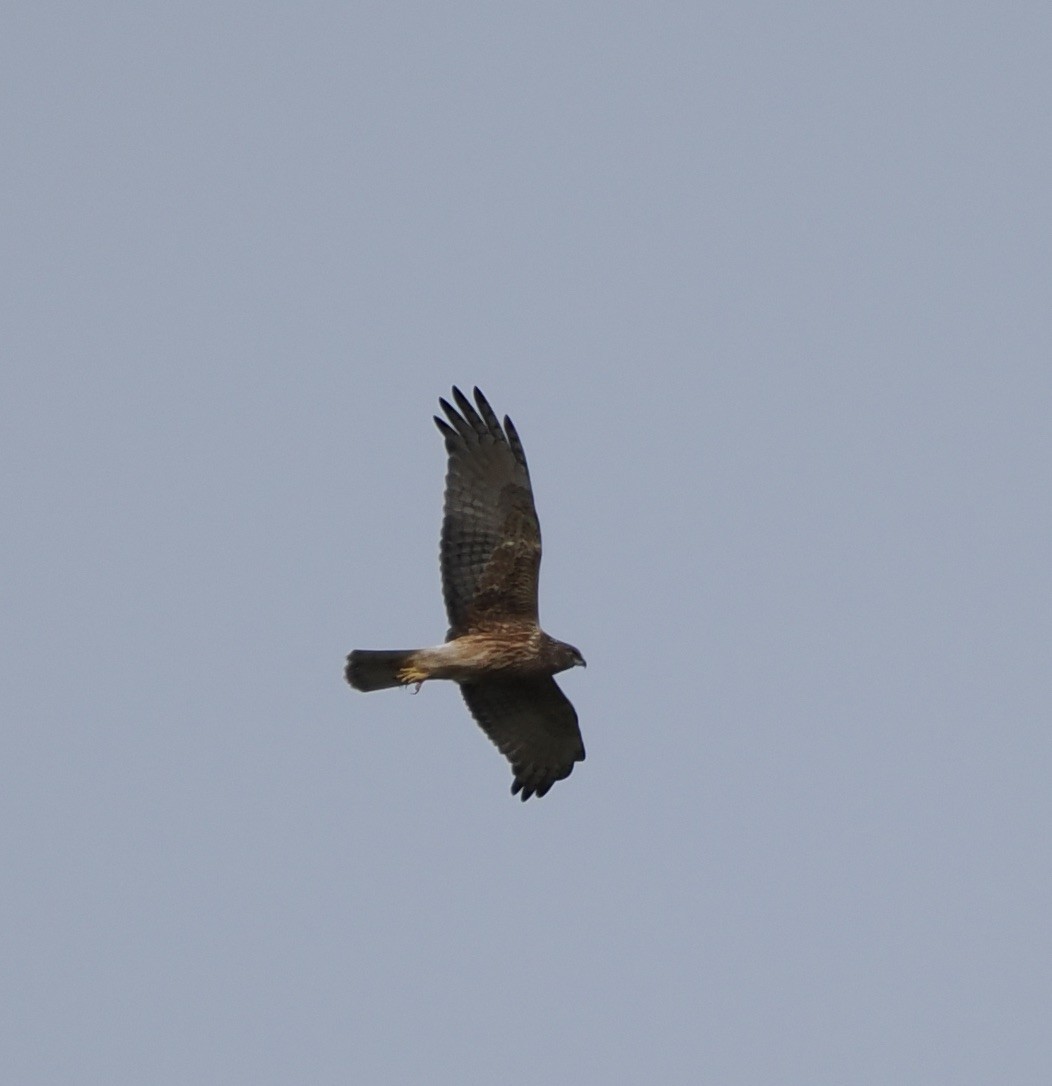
[{"xmin": 345, "ymin": 649, "xmax": 418, "ymax": 692}]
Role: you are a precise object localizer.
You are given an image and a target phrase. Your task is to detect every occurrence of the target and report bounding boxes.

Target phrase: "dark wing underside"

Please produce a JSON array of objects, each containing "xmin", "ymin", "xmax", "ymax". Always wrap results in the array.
[
  {"xmin": 434, "ymin": 387, "xmax": 541, "ymax": 637},
  {"xmin": 459, "ymin": 677, "xmax": 585, "ymax": 800}
]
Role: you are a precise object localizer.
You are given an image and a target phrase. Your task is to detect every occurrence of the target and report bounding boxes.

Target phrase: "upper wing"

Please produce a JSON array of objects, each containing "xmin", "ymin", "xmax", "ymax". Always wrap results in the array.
[
  {"xmin": 459, "ymin": 677, "xmax": 586, "ymax": 800},
  {"xmin": 434, "ymin": 387, "xmax": 541, "ymax": 635}
]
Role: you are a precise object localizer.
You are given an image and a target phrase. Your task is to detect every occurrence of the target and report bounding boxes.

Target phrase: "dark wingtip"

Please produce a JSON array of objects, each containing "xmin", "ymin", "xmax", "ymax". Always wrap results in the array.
[
  {"xmin": 438, "ymin": 395, "xmax": 476, "ymax": 441},
  {"xmin": 504, "ymin": 415, "xmax": 528, "ymax": 469},
  {"xmin": 471, "ymin": 389, "xmax": 505, "ymax": 442},
  {"xmin": 511, "ymin": 767, "xmax": 556, "ymax": 801},
  {"xmin": 512, "ymin": 776, "xmax": 535, "ymax": 801},
  {"xmin": 464, "ymin": 387, "xmax": 491, "ymax": 430},
  {"xmin": 434, "ymin": 416, "xmax": 460, "ymax": 451}
]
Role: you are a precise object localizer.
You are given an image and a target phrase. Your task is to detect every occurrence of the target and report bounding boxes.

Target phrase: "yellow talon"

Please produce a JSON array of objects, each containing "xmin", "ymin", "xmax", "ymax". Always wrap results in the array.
[{"xmin": 397, "ymin": 664, "xmax": 429, "ymax": 686}]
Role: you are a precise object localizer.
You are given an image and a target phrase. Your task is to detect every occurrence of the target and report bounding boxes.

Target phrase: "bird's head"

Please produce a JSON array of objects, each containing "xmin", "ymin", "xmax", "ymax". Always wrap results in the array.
[{"xmin": 558, "ymin": 642, "xmax": 587, "ymax": 672}]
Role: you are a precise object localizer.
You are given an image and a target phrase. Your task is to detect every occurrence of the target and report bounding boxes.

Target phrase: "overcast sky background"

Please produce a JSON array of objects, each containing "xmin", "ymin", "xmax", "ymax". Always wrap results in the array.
[{"xmin": 4, "ymin": 4, "xmax": 1051, "ymax": 1083}]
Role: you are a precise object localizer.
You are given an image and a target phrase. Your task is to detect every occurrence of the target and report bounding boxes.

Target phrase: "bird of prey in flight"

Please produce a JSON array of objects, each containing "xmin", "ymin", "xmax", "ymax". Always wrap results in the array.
[{"xmin": 345, "ymin": 387, "xmax": 586, "ymax": 800}]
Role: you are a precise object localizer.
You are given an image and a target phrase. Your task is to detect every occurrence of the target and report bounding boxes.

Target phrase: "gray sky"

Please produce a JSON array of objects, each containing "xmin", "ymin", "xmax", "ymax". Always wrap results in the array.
[{"xmin": 4, "ymin": 4, "xmax": 1050, "ymax": 1083}]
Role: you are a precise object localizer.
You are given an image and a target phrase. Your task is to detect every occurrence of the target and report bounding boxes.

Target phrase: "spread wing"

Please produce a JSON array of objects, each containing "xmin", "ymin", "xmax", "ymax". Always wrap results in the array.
[
  {"xmin": 459, "ymin": 677, "xmax": 586, "ymax": 800},
  {"xmin": 434, "ymin": 387, "xmax": 541, "ymax": 636}
]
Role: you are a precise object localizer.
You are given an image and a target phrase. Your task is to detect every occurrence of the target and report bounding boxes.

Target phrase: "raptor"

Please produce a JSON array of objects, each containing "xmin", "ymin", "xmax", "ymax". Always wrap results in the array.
[{"xmin": 345, "ymin": 387, "xmax": 586, "ymax": 800}]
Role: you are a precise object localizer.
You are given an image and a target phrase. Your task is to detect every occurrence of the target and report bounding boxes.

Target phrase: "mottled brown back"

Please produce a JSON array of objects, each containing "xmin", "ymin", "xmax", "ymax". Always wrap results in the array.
[{"xmin": 434, "ymin": 387, "xmax": 541, "ymax": 637}]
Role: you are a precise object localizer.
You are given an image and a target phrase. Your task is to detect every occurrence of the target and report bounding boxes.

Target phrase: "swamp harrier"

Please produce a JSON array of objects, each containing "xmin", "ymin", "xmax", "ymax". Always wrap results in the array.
[{"xmin": 345, "ymin": 387, "xmax": 586, "ymax": 800}]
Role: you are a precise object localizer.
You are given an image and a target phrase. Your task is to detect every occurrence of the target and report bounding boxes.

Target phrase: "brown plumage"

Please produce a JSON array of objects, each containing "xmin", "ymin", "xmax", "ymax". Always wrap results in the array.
[{"xmin": 345, "ymin": 387, "xmax": 586, "ymax": 800}]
